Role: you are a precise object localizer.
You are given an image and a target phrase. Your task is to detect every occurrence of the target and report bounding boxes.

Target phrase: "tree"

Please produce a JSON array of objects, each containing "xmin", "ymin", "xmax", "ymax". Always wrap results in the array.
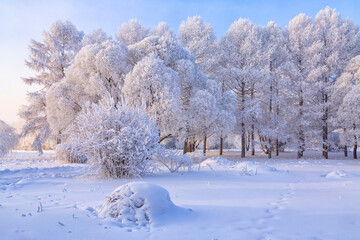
[
  {"xmin": 308, "ymin": 7, "xmax": 360, "ymax": 159},
  {"xmin": 150, "ymin": 22, "xmax": 176, "ymax": 40},
  {"xmin": 259, "ymin": 22, "xmax": 290, "ymax": 158},
  {"xmin": 0, "ymin": 120, "xmax": 18, "ymax": 157},
  {"xmin": 116, "ymin": 19, "xmax": 149, "ymax": 46},
  {"xmin": 179, "ymin": 16, "xmax": 218, "ymax": 76},
  {"xmin": 123, "ymin": 55, "xmax": 182, "ymax": 140},
  {"xmin": 46, "ymin": 40, "xmax": 130, "ymax": 141},
  {"xmin": 127, "ymin": 33, "xmax": 210, "ymax": 152},
  {"xmin": 179, "ymin": 16, "xmax": 234, "ymax": 155},
  {"xmin": 285, "ymin": 13, "xmax": 317, "ymax": 158},
  {"xmin": 64, "ymin": 98, "xmax": 161, "ymax": 178},
  {"xmin": 333, "ymin": 55, "xmax": 360, "ymax": 157},
  {"xmin": 336, "ymin": 85, "xmax": 360, "ymax": 159},
  {"xmin": 82, "ymin": 28, "xmax": 111, "ymax": 46},
  {"xmin": 20, "ymin": 20, "xmax": 83, "ymax": 152},
  {"xmin": 220, "ymin": 19, "xmax": 263, "ymax": 158}
]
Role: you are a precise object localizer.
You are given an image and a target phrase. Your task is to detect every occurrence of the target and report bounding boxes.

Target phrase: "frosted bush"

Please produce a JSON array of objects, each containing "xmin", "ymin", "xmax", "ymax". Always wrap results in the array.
[
  {"xmin": 65, "ymin": 98, "xmax": 161, "ymax": 178},
  {"xmin": 0, "ymin": 120, "xmax": 18, "ymax": 157},
  {"xmin": 156, "ymin": 149, "xmax": 193, "ymax": 173},
  {"xmin": 55, "ymin": 143, "xmax": 87, "ymax": 163},
  {"xmin": 200, "ymin": 157, "xmax": 236, "ymax": 170}
]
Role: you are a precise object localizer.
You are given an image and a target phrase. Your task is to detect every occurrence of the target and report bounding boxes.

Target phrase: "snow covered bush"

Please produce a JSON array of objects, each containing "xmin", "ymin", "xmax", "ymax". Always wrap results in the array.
[
  {"xmin": 156, "ymin": 149, "xmax": 193, "ymax": 173},
  {"xmin": 98, "ymin": 182, "xmax": 182, "ymax": 226},
  {"xmin": 65, "ymin": 98, "xmax": 161, "ymax": 178},
  {"xmin": 200, "ymin": 157, "xmax": 236, "ymax": 170},
  {"xmin": 0, "ymin": 120, "xmax": 18, "ymax": 157},
  {"xmin": 55, "ymin": 143, "xmax": 87, "ymax": 164}
]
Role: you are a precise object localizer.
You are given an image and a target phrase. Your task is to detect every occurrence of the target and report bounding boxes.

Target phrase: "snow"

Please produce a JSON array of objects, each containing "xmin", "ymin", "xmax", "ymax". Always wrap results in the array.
[
  {"xmin": 232, "ymin": 161, "xmax": 278, "ymax": 175},
  {"xmin": 200, "ymin": 157, "xmax": 236, "ymax": 169},
  {"xmin": 98, "ymin": 182, "xmax": 190, "ymax": 227},
  {"xmin": 325, "ymin": 170, "xmax": 347, "ymax": 179},
  {"xmin": 1, "ymin": 151, "xmax": 360, "ymax": 239}
]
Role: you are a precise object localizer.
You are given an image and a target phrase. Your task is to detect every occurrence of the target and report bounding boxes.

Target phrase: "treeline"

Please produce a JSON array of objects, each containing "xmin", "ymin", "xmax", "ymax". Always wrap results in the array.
[{"xmin": 20, "ymin": 7, "xmax": 360, "ymax": 159}]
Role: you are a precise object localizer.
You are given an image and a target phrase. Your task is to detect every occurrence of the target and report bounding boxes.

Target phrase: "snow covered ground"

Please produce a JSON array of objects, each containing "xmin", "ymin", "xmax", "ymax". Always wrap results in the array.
[{"xmin": 1, "ymin": 150, "xmax": 360, "ymax": 240}]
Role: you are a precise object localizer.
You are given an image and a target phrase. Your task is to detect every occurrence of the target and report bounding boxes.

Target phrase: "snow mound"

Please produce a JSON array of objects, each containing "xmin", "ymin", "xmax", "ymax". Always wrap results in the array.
[
  {"xmin": 98, "ymin": 182, "xmax": 187, "ymax": 226},
  {"xmin": 325, "ymin": 170, "xmax": 347, "ymax": 179},
  {"xmin": 232, "ymin": 161, "xmax": 278, "ymax": 175},
  {"xmin": 200, "ymin": 157, "xmax": 236, "ymax": 169}
]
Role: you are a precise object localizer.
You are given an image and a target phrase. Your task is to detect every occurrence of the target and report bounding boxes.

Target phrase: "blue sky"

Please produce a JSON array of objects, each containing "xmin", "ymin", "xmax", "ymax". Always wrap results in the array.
[{"xmin": 1, "ymin": 0, "xmax": 360, "ymax": 125}]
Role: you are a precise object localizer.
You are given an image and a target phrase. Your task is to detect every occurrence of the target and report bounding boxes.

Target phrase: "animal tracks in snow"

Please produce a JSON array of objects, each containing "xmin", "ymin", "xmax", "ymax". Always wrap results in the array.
[{"xmin": 254, "ymin": 183, "xmax": 296, "ymax": 238}]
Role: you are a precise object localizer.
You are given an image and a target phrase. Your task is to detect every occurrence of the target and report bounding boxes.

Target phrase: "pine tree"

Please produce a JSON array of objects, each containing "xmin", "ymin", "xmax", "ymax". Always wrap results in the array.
[{"xmin": 19, "ymin": 20, "xmax": 83, "ymax": 152}]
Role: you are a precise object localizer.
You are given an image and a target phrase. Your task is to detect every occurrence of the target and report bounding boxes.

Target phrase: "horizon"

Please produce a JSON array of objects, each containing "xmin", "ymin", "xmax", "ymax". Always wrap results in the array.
[{"xmin": 1, "ymin": 0, "xmax": 360, "ymax": 126}]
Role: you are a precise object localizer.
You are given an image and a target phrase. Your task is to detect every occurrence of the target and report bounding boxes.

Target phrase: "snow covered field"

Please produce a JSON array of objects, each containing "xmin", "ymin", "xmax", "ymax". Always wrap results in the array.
[{"xmin": 1, "ymin": 151, "xmax": 360, "ymax": 240}]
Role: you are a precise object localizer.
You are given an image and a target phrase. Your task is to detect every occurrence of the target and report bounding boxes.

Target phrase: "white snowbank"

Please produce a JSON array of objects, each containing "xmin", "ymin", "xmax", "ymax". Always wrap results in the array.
[
  {"xmin": 232, "ymin": 161, "xmax": 278, "ymax": 175},
  {"xmin": 325, "ymin": 170, "xmax": 347, "ymax": 179},
  {"xmin": 98, "ymin": 182, "xmax": 188, "ymax": 226},
  {"xmin": 200, "ymin": 157, "xmax": 236, "ymax": 170}
]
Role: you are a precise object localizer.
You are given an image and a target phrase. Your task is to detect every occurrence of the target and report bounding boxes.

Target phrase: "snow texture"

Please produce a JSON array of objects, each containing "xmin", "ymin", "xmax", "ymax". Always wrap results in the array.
[
  {"xmin": 325, "ymin": 170, "xmax": 347, "ymax": 179},
  {"xmin": 1, "ymin": 151, "xmax": 360, "ymax": 240},
  {"xmin": 98, "ymin": 182, "xmax": 187, "ymax": 226},
  {"xmin": 200, "ymin": 157, "xmax": 236, "ymax": 169}
]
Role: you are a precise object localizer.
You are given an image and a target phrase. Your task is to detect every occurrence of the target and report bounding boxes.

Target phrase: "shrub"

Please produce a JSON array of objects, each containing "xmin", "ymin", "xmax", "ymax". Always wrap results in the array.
[
  {"xmin": 0, "ymin": 120, "xmax": 18, "ymax": 157},
  {"xmin": 65, "ymin": 98, "xmax": 161, "ymax": 178}
]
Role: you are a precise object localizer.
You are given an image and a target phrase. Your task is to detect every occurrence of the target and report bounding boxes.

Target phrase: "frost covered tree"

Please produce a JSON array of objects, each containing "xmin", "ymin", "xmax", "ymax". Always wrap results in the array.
[
  {"xmin": 308, "ymin": 7, "xmax": 360, "ymax": 159},
  {"xmin": 336, "ymin": 85, "xmax": 360, "ymax": 159},
  {"xmin": 179, "ymin": 16, "xmax": 234, "ymax": 155},
  {"xmin": 173, "ymin": 59, "xmax": 209, "ymax": 153},
  {"xmin": 82, "ymin": 28, "xmax": 111, "ymax": 46},
  {"xmin": 0, "ymin": 120, "xmax": 18, "ymax": 157},
  {"xmin": 116, "ymin": 19, "xmax": 149, "ymax": 46},
  {"xmin": 188, "ymin": 89, "xmax": 217, "ymax": 154},
  {"xmin": 123, "ymin": 55, "xmax": 182, "ymax": 141},
  {"xmin": 285, "ymin": 14, "xmax": 317, "ymax": 158},
  {"xmin": 259, "ymin": 22, "xmax": 290, "ymax": 158},
  {"xmin": 150, "ymin": 22, "xmax": 176, "ymax": 40},
  {"xmin": 188, "ymin": 79, "xmax": 236, "ymax": 154},
  {"xmin": 220, "ymin": 19, "xmax": 264, "ymax": 158},
  {"xmin": 333, "ymin": 55, "xmax": 360, "ymax": 157},
  {"xmin": 46, "ymin": 40, "xmax": 130, "ymax": 141},
  {"xmin": 179, "ymin": 16, "xmax": 218, "ymax": 76},
  {"xmin": 20, "ymin": 20, "xmax": 83, "ymax": 152},
  {"xmin": 126, "ymin": 32, "xmax": 211, "ymax": 152},
  {"xmin": 64, "ymin": 98, "xmax": 161, "ymax": 178}
]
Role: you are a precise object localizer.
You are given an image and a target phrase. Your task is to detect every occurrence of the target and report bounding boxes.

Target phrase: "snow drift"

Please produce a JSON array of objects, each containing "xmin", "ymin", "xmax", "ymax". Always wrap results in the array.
[
  {"xmin": 98, "ymin": 182, "xmax": 189, "ymax": 226},
  {"xmin": 325, "ymin": 170, "xmax": 347, "ymax": 179},
  {"xmin": 200, "ymin": 157, "xmax": 236, "ymax": 169},
  {"xmin": 232, "ymin": 161, "xmax": 278, "ymax": 175}
]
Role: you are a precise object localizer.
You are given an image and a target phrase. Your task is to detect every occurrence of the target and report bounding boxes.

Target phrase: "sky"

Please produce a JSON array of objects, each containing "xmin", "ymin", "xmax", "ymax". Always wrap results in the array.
[{"xmin": 0, "ymin": 0, "xmax": 360, "ymax": 126}]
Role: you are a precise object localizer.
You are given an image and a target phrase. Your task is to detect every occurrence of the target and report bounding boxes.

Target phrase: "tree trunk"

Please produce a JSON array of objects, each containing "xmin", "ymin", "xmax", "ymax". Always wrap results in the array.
[
  {"xmin": 322, "ymin": 123, "xmax": 328, "ymax": 159},
  {"xmin": 276, "ymin": 139, "xmax": 279, "ymax": 156},
  {"xmin": 246, "ymin": 132, "xmax": 250, "ymax": 151},
  {"xmin": 240, "ymin": 81, "xmax": 246, "ymax": 158},
  {"xmin": 297, "ymin": 128, "xmax": 305, "ymax": 159},
  {"xmin": 241, "ymin": 122, "xmax": 246, "ymax": 158},
  {"xmin": 251, "ymin": 125, "xmax": 255, "ymax": 156},
  {"xmin": 354, "ymin": 123, "xmax": 357, "ymax": 159},
  {"xmin": 268, "ymin": 62, "xmax": 273, "ymax": 160},
  {"xmin": 56, "ymin": 131, "xmax": 61, "ymax": 145},
  {"xmin": 354, "ymin": 142, "xmax": 358, "ymax": 159},
  {"xmin": 322, "ymin": 93, "xmax": 328, "ymax": 159},
  {"xmin": 297, "ymin": 90, "xmax": 305, "ymax": 159},
  {"xmin": 203, "ymin": 135, "xmax": 207, "ymax": 155},
  {"xmin": 268, "ymin": 139, "xmax": 272, "ymax": 159},
  {"xmin": 344, "ymin": 145, "xmax": 348, "ymax": 157},
  {"xmin": 219, "ymin": 136, "xmax": 223, "ymax": 155},
  {"xmin": 183, "ymin": 139, "xmax": 188, "ymax": 154}
]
